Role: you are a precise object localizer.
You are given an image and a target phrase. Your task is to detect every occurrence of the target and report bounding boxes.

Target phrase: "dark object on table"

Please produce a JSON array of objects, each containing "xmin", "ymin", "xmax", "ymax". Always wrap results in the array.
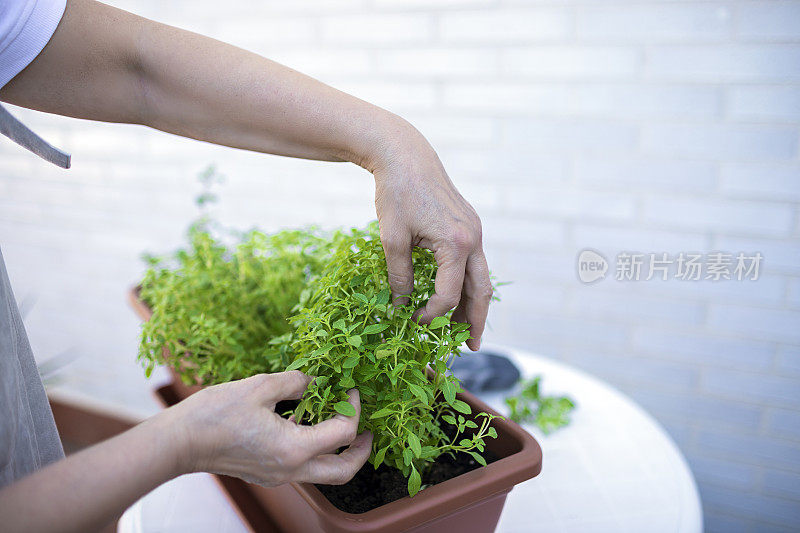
[{"xmin": 449, "ymin": 350, "xmax": 521, "ymax": 393}]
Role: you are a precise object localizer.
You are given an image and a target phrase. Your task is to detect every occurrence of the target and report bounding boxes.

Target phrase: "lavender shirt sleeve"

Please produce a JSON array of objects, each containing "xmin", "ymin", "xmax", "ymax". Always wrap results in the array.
[{"xmin": 0, "ymin": 0, "xmax": 67, "ymax": 89}]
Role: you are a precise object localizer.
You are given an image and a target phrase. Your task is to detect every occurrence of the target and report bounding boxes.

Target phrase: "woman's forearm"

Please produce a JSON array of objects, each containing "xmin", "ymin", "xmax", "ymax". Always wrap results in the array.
[
  {"xmin": 134, "ymin": 13, "xmax": 403, "ymax": 169},
  {"xmin": 0, "ymin": 0, "xmax": 404, "ymax": 171},
  {"xmin": 0, "ymin": 414, "xmax": 184, "ymax": 533}
]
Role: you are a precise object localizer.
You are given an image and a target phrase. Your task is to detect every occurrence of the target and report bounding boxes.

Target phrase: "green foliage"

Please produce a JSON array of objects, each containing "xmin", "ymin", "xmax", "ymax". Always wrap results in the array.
[
  {"xmin": 504, "ymin": 376, "xmax": 575, "ymax": 434},
  {"xmin": 137, "ymin": 208, "xmax": 499, "ymax": 496},
  {"xmin": 286, "ymin": 224, "xmax": 499, "ymax": 496},
  {"xmin": 138, "ymin": 226, "xmax": 332, "ymax": 384},
  {"xmin": 138, "ymin": 164, "xmax": 329, "ymax": 383}
]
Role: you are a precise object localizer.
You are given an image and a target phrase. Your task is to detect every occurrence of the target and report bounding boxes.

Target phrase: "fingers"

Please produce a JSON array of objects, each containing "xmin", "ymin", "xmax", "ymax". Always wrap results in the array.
[
  {"xmin": 255, "ymin": 371, "xmax": 313, "ymax": 406},
  {"xmin": 418, "ymin": 250, "xmax": 468, "ymax": 324},
  {"xmin": 298, "ymin": 431, "xmax": 374, "ymax": 485},
  {"xmin": 381, "ymin": 229, "xmax": 414, "ymax": 306},
  {"xmin": 451, "ymin": 299, "xmax": 467, "ymax": 326},
  {"xmin": 461, "ymin": 251, "xmax": 492, "ymax": 351},
  {"xmin": 299, "ymin": 389, "xmax": 362, "ymax": 456}
]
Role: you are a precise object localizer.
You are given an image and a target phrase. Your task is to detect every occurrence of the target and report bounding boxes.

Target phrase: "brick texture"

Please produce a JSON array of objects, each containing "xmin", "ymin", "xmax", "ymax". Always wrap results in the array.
[{"xmin": 1, "ymin": 1, "xmax": 799, "ymax": 531}]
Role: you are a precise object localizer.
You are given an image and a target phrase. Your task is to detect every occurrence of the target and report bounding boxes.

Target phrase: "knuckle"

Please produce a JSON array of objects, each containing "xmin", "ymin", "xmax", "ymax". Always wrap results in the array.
[
  {"xmin": 329, "ymin": 419, "xmax": 357, "ymax": 445},
  {"xmin": 276, "ymin": 431, "xmax": 307, "ymax": 468},
  {"xmin": 450, "ymin": 227, "xmax": 476, "ymax": 253},
  {"xmin": 473, "ymin": 219, "xmax": 483, "ymax": 243},
  {"xmin": 281, "ymin": 449, "xmax": 305, "ymax": 469},
  {"xmin": 440, "ymin": 293, "xmax": 461, "ymax": 309},
  {"xmin": 479, "ymin": 284, "xmax": 494, "ymax": 302},
  {"xmin": 284, "ymin": 370, "xmax": 306, "ymax": 382},
  {"xmin": 331, "ymin": 466, "xmax": 353, "ymax": 485},
  {"xmin": 344, "ymin": 425, "xmax": 358, "ymax": 444},
  {"xmin": 387, "ymin": 271, "xmax": 412, "ymax": 291},
  {"xmin": 249, "ymin": 373, "xmax": 272, "ymax": 389},
  {"xmin": 382, "ymin": 235, "xmax": 408, "ymax": 255}
]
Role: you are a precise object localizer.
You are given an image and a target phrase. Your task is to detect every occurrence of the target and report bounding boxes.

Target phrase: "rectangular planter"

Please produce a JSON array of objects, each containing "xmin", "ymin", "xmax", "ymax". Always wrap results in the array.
[{"xmin": 132, "ymin": 287, "xmax": 542, "ymax": 533}]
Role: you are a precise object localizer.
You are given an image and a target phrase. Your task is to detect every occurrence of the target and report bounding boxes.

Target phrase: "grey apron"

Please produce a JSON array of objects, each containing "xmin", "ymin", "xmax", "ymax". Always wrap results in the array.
[
  {"xmin": 0, "ymin": 103, "xmax": 69, "ymax": 486},
  {"xmin": 0, "ymin": 247, "xmax": 65, "ymax": 487},
  {"xmin": 0, "ymin": 103, "xmax": 68, "ymax": 487}
]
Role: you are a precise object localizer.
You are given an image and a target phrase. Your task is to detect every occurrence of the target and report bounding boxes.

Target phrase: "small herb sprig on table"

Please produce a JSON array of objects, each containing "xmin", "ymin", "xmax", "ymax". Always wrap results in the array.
[
  {"xmin": 505, "ymin": 377, "xmax": 575, "ymax": 434},
  {"xmin": 287, "ymin": 224, "xmax": 499, "ymax": 496}
]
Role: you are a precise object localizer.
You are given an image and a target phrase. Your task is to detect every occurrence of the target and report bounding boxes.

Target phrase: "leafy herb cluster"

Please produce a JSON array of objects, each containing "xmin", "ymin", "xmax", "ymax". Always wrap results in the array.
[
  {"xmin": 138, "ymin": 226, "xmax": 331, "ymax": 383},
  {"xmin": 504, "ymin": 376, "xmax": 575, "ymax": 434},
  {"xmin": 138, "ymin": 212, "xmax": 499, "ymax": 496},
  {"xmin": 286, "ymin": 224, "xmax": 498, "ymax": 496}
]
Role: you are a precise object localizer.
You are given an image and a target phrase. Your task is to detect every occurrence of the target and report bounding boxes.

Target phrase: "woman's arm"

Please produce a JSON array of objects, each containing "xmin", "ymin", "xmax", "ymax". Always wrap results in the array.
[
  {"xmin": 0, "ymin": 372, "xmax": 371, "ymax": 533},
  {"xmin": 1, "ymin": 0, "xmax": 387, "ymax": 162},
  {"xmin": 0, "ymin": 0, "xmax": 493, "ymax": 348}
]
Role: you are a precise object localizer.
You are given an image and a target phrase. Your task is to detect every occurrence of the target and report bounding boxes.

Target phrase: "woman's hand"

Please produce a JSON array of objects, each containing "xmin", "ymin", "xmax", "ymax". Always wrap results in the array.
[
  {"xmin": 365, "ymin": 118, "xmax": 493, "ymax": 351},
  {"xmin": 0, "ymin": 371, "xmax": 370, "ymax": 533},
  {"xmin": 161, "ymin": 371, "xmax": 372, "ymax": 486}
]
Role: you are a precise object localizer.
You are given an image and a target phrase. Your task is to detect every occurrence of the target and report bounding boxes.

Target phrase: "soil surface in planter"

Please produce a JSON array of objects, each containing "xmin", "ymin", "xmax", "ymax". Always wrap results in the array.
[
  {"xmin": 276, "ymin": 400, "xmax": 500, "ymax": 514},
  {"xmin": 316, "ymin": 448, "xmax": 499, "ymax": 514}
]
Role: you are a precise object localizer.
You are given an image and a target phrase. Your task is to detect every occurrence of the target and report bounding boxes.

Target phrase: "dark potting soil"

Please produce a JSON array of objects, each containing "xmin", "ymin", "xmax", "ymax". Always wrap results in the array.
[
  {"xmin": 316, "ymin": 448, "xmax": 499, "ymax": 514},
  {"xmin": 275, "ymin": 399, "xmax": 499, "ymax": 514},
  {"xmin": 275, "ymin": 399, "xmax": 300, "ymax": 417}
]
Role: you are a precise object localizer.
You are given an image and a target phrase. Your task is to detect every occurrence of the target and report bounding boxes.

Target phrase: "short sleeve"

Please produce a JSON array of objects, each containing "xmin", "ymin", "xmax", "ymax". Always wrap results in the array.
[{"xmin": 0, "ymin": 0, "xmax": 67, "ymax": 89}]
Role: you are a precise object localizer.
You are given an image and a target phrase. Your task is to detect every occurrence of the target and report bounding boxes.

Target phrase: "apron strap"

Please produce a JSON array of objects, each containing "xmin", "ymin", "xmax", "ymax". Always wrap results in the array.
[{"xmin": 0, "ymin": 103, "xmax": 70, "ymax": 169}]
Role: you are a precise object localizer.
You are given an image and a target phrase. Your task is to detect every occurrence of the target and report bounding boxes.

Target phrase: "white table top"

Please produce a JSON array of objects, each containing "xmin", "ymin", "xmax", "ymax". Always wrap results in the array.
[{"xmin": 119, "ymin": 346, "xmax": 702, "ymax": 533}]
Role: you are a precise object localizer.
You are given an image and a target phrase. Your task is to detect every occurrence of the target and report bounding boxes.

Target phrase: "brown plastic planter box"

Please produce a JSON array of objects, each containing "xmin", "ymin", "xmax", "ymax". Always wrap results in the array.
[{"xmin": 130, "ymin": 287, "xmax": 543, "ymax": 532}]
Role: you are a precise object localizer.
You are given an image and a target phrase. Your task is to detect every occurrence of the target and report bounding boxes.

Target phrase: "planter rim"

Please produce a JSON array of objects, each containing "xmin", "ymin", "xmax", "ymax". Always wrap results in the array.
[{"xmin": 131, "ymin": 285, "xmax": 542, "ymax": 531}]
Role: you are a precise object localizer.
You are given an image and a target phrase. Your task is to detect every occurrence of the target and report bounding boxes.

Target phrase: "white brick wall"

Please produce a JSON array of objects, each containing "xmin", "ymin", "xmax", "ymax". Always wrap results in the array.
[
  {"xmin": 320, "ymin": 13, "xmax": 434, "ymax": 44},
  {"xmin": 645, "ymin": 44, "xmax": 800, "ymax": 82},
  {"xmin": 574, "ymin": 4, "xmax": 730, "ymax": 42},
  {"xmin": 440, "ymin": 8, "xmax": 570, "ymax": 43},
  {"xmin": 503, "ymin": 46, "xmax": 641, "ymax": 79},
  {"xmin": 1, "ymin": 1, "xmax": 799, "ymax": 531}
]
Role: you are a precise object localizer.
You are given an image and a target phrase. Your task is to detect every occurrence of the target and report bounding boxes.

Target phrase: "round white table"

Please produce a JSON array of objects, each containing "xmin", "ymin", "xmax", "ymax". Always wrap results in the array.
[{"xmin": 119, "ymin": 346, "xmax": 702, "ymax": 533}]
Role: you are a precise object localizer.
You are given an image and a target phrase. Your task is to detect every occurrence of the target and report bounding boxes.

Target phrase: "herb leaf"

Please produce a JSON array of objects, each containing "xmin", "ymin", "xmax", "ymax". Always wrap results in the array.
[
  {"xmin": 408, "ymin": 467, "xmax": 422, "ymax": 497},
  {"xmin": 430, "ymin": 316, "xmax": 449, "ymax": 329},
  {"xmin": 334, "ymin": 401, "xmax": 356, "ymax": 417}
]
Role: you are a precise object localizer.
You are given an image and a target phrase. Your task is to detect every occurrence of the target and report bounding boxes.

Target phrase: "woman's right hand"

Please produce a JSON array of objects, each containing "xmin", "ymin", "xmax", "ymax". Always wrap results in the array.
[{"xmin": 159, "ymin": 371, "xmax": 372, "ymax": 486}]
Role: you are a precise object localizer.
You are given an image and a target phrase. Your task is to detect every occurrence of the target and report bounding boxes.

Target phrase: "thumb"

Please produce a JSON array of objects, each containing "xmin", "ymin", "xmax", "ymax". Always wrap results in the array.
[{"xmin": 257, "ymin": 371, "xmax": 312, "ymax": 407}]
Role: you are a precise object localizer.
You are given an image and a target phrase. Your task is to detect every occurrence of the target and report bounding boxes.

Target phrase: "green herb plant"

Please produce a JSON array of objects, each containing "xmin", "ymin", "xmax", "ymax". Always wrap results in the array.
[
  {"xmin": 138, "ymin": 166, "xmax": 333, "ymax": 383},
  {"xmin": 138, "ymin": 227, "xmax": 333, "ymax": 383},
  {"xmin": 137, "ymin": 168, "xmax": 500, "ymax": 498},
  {"xmin": 504, "ymin": 376, "xmax": 575, "ymax": 434},
  {"xmin": 286, "ymin": 224, "xmax": 499, "ymax": 496}
]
